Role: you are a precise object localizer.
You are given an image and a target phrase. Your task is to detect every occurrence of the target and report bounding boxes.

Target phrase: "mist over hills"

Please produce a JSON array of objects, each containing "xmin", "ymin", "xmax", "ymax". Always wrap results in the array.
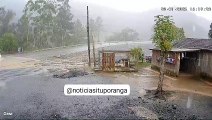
[
  {"xmin": 70, "ymin": 1, "xmax": 211, "ymax": 40},
  {"xmin": 2, "ymin": 0, "xmax": 211, "ymax": 41}
]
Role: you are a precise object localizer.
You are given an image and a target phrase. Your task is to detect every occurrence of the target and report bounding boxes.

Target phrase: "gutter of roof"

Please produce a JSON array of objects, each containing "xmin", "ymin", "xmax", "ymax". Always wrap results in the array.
[
  {"xmin": 201, "ymin": 49, "xmax": 212, "ymax": 52},
  {"xmin": 149, "ymin": 48, "xmax": 200, "ymax": 52},
  {"xmin": 150, "ymin": 48, "xmax": 212, "ymax": 52}
]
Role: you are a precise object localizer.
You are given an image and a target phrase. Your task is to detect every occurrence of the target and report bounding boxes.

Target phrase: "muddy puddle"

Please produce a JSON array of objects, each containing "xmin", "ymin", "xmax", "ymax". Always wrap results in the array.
[
  {"xmin": 97, "ymin": 67, "xmax": 212, "ymax": 97},
  {"xmin": 167, "ymin": 74, "xmax": 212, "ymax": 97}
]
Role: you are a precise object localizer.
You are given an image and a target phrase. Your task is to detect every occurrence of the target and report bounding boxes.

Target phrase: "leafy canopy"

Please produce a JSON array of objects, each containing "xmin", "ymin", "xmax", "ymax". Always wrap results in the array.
[
  {"xmin": 90, "ymin": 16, "xmax": 103, "ymax": 35},
  {"xmin": 152, "ymin": 15, "xmax": 177, "ymax": 52},
  {"xmin": 175, "ymin": 27, "xmax": 185, "ymax": 41},
  {"xmin": 0, "ymin": 7, "xmax": 16, "ymax": 36}
]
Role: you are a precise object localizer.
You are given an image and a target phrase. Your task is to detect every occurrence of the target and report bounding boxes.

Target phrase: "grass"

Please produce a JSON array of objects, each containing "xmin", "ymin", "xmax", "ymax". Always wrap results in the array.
[{"xmin": 136, "ymin": 62, "xmax": 151, "ymax": 68}]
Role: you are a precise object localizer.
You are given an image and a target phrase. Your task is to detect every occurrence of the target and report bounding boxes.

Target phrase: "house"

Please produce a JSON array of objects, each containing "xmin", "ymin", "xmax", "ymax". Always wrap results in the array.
[{"xmin": 150, "ymin": 38, "xmax": 212, "ymax": 78}]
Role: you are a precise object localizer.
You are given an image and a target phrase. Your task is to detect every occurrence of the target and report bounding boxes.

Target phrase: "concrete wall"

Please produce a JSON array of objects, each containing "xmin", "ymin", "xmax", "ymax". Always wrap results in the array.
[
  {"xmin": 200, "ymin": 51, "xmax": 212, "ymax": 78},
  {"xmin": 151, "ymin": 50, "xmax": 181, "ymax": 76}
]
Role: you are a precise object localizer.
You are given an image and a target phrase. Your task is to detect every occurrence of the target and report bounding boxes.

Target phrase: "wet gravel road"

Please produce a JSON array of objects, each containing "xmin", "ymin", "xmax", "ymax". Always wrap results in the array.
[
  {"xmin": 0, "ymin": 69, "xmax": 212, "ymax": 119},
  {"xmin": 0, "ymin": 42, "xmax": 212, "ymax": 119},
  {"xmin": 0, "ymin": 72, "xmax": 138, "ymax": 119}
]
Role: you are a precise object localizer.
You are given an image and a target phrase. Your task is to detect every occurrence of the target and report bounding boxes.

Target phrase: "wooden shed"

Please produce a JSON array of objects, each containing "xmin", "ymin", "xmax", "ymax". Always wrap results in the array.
[{"xmin": 97, "ymin": 50, "xmax": 136, "ymax": 72}]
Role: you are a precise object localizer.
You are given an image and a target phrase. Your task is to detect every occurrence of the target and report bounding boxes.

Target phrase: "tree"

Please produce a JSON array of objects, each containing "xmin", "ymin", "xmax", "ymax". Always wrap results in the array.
[
  {"xmin": 20, "ymin": 0, "xmax": 74, "ymax": 49},
  {"xmin": 121, "ymin": 27, "xmax": 139, "ymax": 41},
  {"xmin": 0, "ymin": 7, "xmax": 16, "ymax": 36},
  {"xmin": 55, "ymin": 0, "xmax": 73, "ymax": 46},
  {"xmin": 89, "ymin": 18, "xmax": 96, "ymax": 37},
  {"xmin": 0, "ymin": 7, "xmax": 17, "ymax": 53},
  {"xmin": 72, "ymin": 19, "xmax": 86, "ymax": 44},
  {"xmin": 175, "ymin": 27, "xmax": 185, "ymax": 41},
  {"xmin": 16, "ymin": 13, "xmax": 33, "ymax": 50},
  {"xmin": 208, "ymin": 23, "xmax": 212, "ymax": 39},
  {"xmin": 95, "ymin": 16, "xmax": 103, "ymax": 42},
  {"xmin": 130, "ymin": 48, "xmax": 143, "ymax": 68},
  {"xmin": 152, "ymin": 15, "xmax": 177, "ymax": 94},
  {"xmin": 17, "ymin": 0, "xmax": 34, "ymax": 50},
  {"xmin": 89, "ymin": 16, "xmax": 103, "ymax": 42},
  {"xmin": 107, "ymin": 27, "xmax": 139, "ymax": 42},
  {"xmin": 0, "ymin": 37, "xmax": 2, "ymax": 52},
  {"xmin": 21, "ymin": 0, "xmax": 57, "ymax": 49}
]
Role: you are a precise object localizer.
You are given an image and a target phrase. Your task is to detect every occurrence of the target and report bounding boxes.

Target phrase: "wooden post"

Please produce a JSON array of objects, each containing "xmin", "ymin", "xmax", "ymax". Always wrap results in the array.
[
  {"xmin": 87, "ymin": 6, "xmax": 91, "ymax": 66},
  {"xmin": 92, "ymin": 34, "xmax": 96, "ymax": 67}
]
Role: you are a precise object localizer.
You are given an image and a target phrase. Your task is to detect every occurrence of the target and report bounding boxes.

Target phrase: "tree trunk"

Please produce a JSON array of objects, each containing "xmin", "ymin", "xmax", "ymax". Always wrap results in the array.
[
  {"xmin": 61, "ymin": 33, "xmax": 64, "ymax": 46},
  {"xmin": 33, "ymin": 30, "xmax": 35, "ymax": 48},
  {"xmin": 26, "ymin": 26, "xmax": 29, "ymax": 49},
  {"xmin": 39, "ymin": 29, "xmax": 42, "ymax": 48},
  {"xmin": 156, "ymin": 52, "xmax": 166, "ymax": 94},
  {"xmin": 136, "ymin": 61, "xmax": 139, "ymax": 69},
  {"xmin": 98, "ymin": 31, "xmax": 100, "ymax": 42}
]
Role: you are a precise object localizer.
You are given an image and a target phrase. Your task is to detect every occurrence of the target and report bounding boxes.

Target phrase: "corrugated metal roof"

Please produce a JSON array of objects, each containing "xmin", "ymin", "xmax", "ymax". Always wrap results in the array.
[{"xmin": 97, "ymin": 41, "xmax": 154, "ymax": 56}]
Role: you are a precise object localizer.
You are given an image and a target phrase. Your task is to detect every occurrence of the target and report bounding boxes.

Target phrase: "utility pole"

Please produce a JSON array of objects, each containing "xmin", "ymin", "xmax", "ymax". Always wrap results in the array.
[
  {"xmin": 92, "ymin": 34, "xmax": 96, "ymax": 67},
  {"xmin": 87, "ymin": 6, "xmax": 91, "ymax": 66}
]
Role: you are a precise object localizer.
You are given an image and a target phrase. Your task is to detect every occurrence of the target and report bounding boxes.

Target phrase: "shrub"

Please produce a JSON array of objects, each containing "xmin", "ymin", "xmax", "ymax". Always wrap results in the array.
[
  {"xmin": 0, "ymin": 33, "xmax": 18, "ymax": 53},
  {"xmin": 130, "ymin": 47, "xmax": 144, "ymax": 62}
]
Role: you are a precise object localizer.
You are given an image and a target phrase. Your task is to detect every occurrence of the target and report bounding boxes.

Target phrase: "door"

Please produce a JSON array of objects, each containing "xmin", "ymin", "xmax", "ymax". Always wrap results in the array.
[{"xmin": 102, "ymin": 52, "xmax": 115, "ymax": 71}]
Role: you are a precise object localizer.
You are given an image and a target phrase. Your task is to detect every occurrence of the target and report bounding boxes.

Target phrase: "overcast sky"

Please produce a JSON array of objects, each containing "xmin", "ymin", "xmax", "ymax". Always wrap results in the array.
[
  {"xmin": 1, "ymin": 0, "xmax": 211, "ymax": 21},
  {"xmin": 76, "ymin": 0, "xmax": 212, "ymax": 21}
]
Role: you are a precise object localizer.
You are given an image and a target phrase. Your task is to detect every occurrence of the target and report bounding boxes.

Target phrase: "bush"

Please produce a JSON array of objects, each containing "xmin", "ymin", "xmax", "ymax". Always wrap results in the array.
[
  {"xmin": 130, "ymin": 48, "xmax": 144, "ymax": 62},
  {"xmin": 0, "ymin": 33, "xmax": 18, "ymax": 53},
  {"xmin": 0, "ymin": 38, "xmax": 2, "ymax": 53}
]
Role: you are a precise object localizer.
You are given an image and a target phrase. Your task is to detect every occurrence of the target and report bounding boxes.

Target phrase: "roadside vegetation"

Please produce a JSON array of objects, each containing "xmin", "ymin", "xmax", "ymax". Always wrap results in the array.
[
  {"xmin": 0, "ymin": 33, "xmax": 18, "ymax": 53},
  {"xmin": 130, "ymin": 47, "xmax": 146, "ymax": 69},
  {"xmin": 0, "ymin": 0, "xmax": 103, "ymax": 53}
]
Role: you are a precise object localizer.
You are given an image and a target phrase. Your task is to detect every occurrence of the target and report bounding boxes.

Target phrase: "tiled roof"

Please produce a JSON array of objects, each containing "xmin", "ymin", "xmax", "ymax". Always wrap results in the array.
[{"xmin": 173, "ymin": 38, "xmax": 212, "ymax": 50}]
